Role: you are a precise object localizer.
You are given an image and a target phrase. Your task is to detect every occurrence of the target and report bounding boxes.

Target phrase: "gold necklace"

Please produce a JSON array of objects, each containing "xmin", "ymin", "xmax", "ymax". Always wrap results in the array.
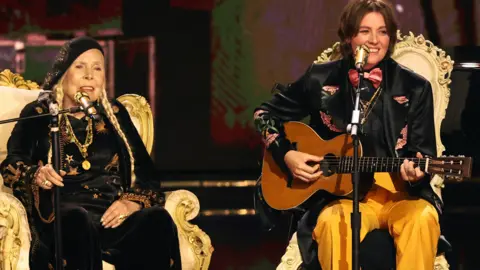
[
  {"xmin": 64, "ymin": 116, "xmax": 94, "ymax": 170},
  {"xmin": 361, "ymin": 87, "xmax": 383, "ymax": 124},
  {"xmin": 351, "ymin": 86, "xmax": 383, "ymax": 125}
]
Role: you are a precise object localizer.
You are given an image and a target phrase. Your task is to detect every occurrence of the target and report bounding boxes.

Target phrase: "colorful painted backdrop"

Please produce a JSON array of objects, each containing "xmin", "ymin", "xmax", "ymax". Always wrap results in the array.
[{"xmin": 209, "ymin": 0, "xmax": 476, "ymax": 149}]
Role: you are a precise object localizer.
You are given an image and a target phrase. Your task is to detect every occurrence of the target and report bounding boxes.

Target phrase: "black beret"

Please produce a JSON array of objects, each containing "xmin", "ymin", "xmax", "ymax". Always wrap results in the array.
[{"xmin": 42, "ymin": 36, "xmax": 104, "ymax": 90}]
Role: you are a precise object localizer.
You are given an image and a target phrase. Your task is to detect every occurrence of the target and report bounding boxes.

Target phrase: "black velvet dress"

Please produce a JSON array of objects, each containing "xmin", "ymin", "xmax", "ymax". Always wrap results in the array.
[{"xmin": 1, "ymin": 100, "xmax": 181, "ymax": 270}]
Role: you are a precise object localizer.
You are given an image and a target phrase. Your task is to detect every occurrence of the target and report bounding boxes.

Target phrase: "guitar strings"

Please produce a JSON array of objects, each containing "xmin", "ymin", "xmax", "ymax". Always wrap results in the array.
[
  {"xmin": 315, "ymin": 157, "xmax": 462, "ymax": 164},
  {"xmin": 315, "ymin": 158, "xmax": 463, "ymax": 174},
  {"xmin": 317, "ymin": 161, "xmax": 463, "ymax": 165},
  {"xmin": 314, "ymin": 158, "xmax": 463, "ymax": 173}
]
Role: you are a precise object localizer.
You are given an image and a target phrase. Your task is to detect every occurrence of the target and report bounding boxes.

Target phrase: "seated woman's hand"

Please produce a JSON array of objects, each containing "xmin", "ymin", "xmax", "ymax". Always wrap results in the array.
[
  {"xmin": 34, "ymin": 164, "xmax": 66, "ymax": 189},
  {"xmin": 101, "ymin": 200, "xmax": 141, "ymax": 229},
  {"xmin": 284, "ymin": 150, "xmax": 324, "ymax": 183},
  {"xmin": 400, "ymin": 152, "xmax": 425, "ymax": 182}
]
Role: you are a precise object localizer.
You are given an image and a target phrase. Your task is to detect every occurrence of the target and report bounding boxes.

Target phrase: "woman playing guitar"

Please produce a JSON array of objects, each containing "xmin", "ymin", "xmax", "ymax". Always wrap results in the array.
[{"xmin": 254, "ymin": 1, "xmax": 447, "ymax": 269}]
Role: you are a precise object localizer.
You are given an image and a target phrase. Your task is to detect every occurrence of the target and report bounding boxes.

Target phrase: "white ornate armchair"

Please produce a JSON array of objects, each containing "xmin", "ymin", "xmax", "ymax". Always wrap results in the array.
[
  {"xmin": 276, "ymin": 31, "xmax": 454, "ymax": 270},
  {"xmin": 0, "ymin": 69, "xmax": 213, "ymax": 270}
]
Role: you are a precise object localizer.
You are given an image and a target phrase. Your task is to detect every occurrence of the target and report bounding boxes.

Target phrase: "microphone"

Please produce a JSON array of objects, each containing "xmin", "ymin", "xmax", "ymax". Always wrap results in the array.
[
  {"xmin": 74, "ymin": 91, "xmax": 101, "ymax": 120},
  {"xmin": 37, "ymin": 90, "xmax": 82, "ymax": 114},
  {"xmin": 354, "ymin": 45, "xmax": 370, "ymax": 71}
]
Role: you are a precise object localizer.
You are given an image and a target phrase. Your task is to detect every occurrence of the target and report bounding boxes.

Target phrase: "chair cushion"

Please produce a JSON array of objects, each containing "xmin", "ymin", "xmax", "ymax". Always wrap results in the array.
[{"xmin": 0, "ymin": 86, "xmax": 42, "ymax": 188}]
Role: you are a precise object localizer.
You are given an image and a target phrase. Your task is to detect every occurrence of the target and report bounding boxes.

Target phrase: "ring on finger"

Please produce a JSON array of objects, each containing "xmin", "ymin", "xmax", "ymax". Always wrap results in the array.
[
  {"xmin": 42, "ymin": 180, "xmax": 51, "ymax": 186},
  {"xmin": 118, "ymin": 214, "xmax": 128, "ymax": 221}
]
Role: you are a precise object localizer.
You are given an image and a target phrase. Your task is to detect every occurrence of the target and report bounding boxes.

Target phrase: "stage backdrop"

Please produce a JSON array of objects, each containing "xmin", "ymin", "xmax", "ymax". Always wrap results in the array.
[
  {"xmin": 208, "ymin": 0, "xmax": 474, "ymax": 173},
  {"xmin": 0, "ymin": 0, "xmax": 476, "ymax": 175},
  {"xmin": 210, "ymin": 0, "xmax": 432, "ymax": 148}
]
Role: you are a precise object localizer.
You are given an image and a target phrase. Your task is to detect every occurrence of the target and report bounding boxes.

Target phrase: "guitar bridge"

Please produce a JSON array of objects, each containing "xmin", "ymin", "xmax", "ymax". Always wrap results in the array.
[{"xmin": 287, "ymin": 174, "xmax": 293, "ymax": 188}]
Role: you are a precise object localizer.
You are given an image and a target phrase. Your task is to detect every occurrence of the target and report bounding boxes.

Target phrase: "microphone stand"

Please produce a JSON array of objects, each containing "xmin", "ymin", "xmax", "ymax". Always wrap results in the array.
[
  {"xmin": 0, "ymin": 103, "xmax": 82, "ymax": 270},
  {"xmin": 347, "ymin": 68, "xmax": 366, "ymax": 270}
]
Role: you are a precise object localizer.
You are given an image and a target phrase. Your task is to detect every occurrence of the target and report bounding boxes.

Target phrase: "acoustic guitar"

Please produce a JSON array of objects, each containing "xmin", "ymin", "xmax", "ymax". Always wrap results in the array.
[{"xmin": 261, "ymin": 121, "xmax": 472, "ymax": 210}]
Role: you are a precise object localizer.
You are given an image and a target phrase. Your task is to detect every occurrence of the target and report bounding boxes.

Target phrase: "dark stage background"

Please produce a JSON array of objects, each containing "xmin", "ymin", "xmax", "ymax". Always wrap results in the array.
[
  {"xmin": 1, "ymin": 0, "xmax": 480, "ymax": 269},
  {"xmin": 2, "ymin": 0, "xmax": 479, "ymax": 177}
]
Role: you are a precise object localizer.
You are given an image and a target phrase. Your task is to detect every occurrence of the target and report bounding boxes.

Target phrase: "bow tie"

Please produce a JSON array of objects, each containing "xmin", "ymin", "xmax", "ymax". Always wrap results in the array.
[{"xmin": 348, "ymin": 68, "xmax": 383, "ymax": 89}]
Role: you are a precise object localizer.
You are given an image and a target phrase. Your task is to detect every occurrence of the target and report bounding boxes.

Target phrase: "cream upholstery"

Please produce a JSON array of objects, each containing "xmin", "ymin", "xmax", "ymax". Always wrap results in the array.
[
  {"xmin": 276, "ymin": 31, "xmax": 454, "ymax": 270},
  {"xmin": 0, "ymin": 70, "xmax": 213, "ymax": 270}
]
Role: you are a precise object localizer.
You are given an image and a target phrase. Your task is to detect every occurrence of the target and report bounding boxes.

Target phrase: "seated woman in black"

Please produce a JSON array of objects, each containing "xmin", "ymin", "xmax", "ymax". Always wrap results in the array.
[{"xmin": 0, "ymin": 36, "xmax": 181, "ymax": 270}]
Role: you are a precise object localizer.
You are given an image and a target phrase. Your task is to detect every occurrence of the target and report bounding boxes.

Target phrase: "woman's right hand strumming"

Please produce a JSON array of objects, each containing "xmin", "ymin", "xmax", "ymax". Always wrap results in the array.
[
  {"xmin": 34, "ymin": 164, "xmax": 66, "ymax": 189},
  {"xmin": 284, "ymin": 150, "xmax": 324, "ymax": 183}
]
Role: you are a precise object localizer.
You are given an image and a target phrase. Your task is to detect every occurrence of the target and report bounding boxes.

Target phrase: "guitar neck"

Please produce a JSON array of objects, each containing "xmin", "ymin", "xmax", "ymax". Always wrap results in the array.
[{"xmin": 334, "ymin": 157, "xmax": 427, "ymax": 173}]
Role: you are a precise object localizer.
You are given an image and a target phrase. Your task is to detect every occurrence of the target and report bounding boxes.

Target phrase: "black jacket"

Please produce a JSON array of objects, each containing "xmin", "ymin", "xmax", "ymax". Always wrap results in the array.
[{"xmin": 254, "ymin": 56, "xmax": 444, "ymax": 269}]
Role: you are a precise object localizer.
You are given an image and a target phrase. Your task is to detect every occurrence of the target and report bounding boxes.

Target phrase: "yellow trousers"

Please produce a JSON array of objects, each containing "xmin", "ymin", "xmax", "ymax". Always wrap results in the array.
[{"xmin": 312, "ymin": 184, "xmax": 440, "ymax": 270}]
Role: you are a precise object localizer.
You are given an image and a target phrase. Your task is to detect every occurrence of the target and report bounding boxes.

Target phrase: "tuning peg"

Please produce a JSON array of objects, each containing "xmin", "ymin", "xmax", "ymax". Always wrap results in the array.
[
  {"xmin": 434, "ymin": 183, "xmax": 445, "ymax": 189},
  {"xmin": 445, "ymin": 175, "xmax": 462, "ymax": 182}
]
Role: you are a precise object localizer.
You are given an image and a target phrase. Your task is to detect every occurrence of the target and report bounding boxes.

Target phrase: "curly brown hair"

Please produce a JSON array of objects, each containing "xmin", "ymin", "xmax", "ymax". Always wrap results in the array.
[{"xmin": 337, "ymin": 0, "xmax": 398, "ymax": 58}]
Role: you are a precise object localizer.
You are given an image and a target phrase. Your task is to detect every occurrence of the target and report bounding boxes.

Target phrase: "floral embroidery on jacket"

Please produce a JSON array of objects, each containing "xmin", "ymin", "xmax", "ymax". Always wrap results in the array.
[
  {"xmin": 263, "ymin": 133, "xmax": 279, "ymax": 148},
  {"xmin": 395, "ymin": 125, "xmax": 408, "ymax": 150},
  {"xmin": 393, "ymin": 96, "xmax": 409, "ymax": 105},
  {"xmin": 320, "ymin": 112, "xmax": 343, "ymax": 132},
  {"xmin": 254, "ymin": 109, "xmax": 280, "ymax": 148},
  {"xmin": 322, "ymin": 85, "xmax": 339, "ymax": 95}
]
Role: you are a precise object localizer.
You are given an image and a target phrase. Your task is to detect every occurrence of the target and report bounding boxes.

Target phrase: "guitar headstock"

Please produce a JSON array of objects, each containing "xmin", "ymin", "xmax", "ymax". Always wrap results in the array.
[{"xmin": 427, "ymin": 155, "xmax": 472, "ymax": 182}]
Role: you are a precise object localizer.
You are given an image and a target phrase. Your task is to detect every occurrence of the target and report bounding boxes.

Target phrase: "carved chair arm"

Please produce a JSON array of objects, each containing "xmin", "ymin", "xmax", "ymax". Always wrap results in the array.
[
  {"xmin": 0, "ymin": 192, "xmax": 31, "ymax": 270},
  {"xmin": 164, "ymin": 189, "xmax": 213, "ymax": 270}
]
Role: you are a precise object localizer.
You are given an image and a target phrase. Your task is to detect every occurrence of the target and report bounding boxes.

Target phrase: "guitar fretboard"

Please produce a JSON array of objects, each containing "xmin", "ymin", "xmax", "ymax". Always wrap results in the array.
[{"xmin": 330, "ymin": 157, "xmax": 427, "ymax": 173}]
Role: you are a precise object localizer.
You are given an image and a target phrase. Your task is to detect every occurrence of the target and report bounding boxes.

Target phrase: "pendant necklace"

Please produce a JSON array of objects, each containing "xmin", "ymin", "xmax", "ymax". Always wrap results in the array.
[{"xmin": 64, "ymin": 116, "xmax": 94, "ymax": 170}]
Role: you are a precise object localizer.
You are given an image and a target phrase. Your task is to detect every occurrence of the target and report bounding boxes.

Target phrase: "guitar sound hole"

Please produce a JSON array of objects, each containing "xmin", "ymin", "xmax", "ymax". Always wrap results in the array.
[{"xmin": 320, "ymin": 153, "xmax": 337, "ymax": 177}]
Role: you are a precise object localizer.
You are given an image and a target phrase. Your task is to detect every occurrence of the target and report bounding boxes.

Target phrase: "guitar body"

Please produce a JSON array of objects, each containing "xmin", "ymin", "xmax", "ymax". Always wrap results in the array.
[
  {"xmin": 261, "ymin": 121, "xmax": 361, "ymax": 210},
  {"xmin": 260, "ymin": 121, "xmax": 473, "ymax": 210}
]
